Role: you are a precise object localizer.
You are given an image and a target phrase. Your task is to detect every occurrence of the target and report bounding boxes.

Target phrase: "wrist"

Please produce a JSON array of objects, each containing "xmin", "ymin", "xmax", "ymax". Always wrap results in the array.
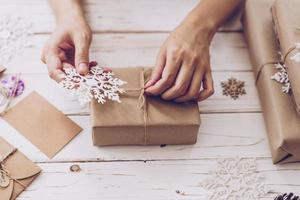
[
  {"xmin": 181, "ymin": 14, "xmax": 216, "ymax": 43},
  {"xmin": 181, "ymin": 5, "xmax": 219, "ymax": 42},
  {"xmin": 53, "ymin": 0, "xmax": 85, "ymax": 25}
]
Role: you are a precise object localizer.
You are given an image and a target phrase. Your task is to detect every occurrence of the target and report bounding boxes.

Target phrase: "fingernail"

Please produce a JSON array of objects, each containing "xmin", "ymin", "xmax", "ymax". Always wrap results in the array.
[{"xmin": 78, "ymin": 63, "xmax": 88, "ymax": 74}]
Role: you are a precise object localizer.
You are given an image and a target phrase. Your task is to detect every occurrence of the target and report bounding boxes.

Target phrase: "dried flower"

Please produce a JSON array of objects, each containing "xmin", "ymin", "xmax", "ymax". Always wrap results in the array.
[
  {"xmin": 0, "ymin": 75, "xmax": 25, "ymax": 97},
  {"xmin": 221, "ymin": 77, "xmax": 246, "ymax": 100}
]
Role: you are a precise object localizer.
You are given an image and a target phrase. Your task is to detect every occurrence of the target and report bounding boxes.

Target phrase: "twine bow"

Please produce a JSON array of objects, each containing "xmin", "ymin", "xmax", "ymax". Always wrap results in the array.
[
  {"xmin": 0, "ymin": 148, "xmax": 26, "ymax": 189},
  {"xmin": 124, "ymin": 69, "xmax": 149, "ymax": 145}
]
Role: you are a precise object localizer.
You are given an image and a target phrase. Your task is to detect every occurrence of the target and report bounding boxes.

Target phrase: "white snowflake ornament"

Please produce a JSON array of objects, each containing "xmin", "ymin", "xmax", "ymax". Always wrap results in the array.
[
  {"xmin": 271, "ymin": 63, "xmax": 291, "ymax": 93},
  {"xmin": 200, "ymin": 158, "xmax": 269, "ymax": 200},
  {"xmin": 0, "ymin": 16, "xmax": 32, "ymax": 64},
  {"xmin": 60, "ymin": 66, "xmax": 126, "ymax": 106}
]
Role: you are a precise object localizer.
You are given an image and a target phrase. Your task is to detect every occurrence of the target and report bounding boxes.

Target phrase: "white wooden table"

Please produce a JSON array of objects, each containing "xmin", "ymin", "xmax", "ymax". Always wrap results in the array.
[{"xmin": 1, "ymin": 1, "xmax": 300, "ymax": 199}]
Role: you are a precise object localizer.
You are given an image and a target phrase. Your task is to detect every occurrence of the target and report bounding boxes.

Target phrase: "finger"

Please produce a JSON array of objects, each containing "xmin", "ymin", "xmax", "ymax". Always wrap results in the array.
[
  {"xmin": 161, "ymin": 59, "xmax": 196, "ymax": 100},
  {"xmin": 145, "ymin": 49, "xmax": 182, "ymax": 95},
  {"xmin": 74, "ymin": 35, "xmax": 91, "ymax": 75},
  {"xmin": 62, "ymin": 62, "xmax": 74, "ymax": 69},
  {"xmin": 45, "ymin": 47, "xmax": 65, "ymax": 82},
  {"xmin": 175, "ymin": 66, "xmax": 203, "ymax": 102},
  {"xmin": 144, "ymin": 48, "xmax": 166, "ymax": 88},
  {"xmin": 198, "ymin": 71, "xmax": 214, "ymax": 101}
]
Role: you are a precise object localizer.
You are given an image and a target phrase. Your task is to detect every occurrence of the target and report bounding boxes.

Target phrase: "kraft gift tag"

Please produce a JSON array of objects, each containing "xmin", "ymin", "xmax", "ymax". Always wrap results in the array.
[{"xmin": 2, "ymin": 91, "xmax": 82, "ymax": 158}]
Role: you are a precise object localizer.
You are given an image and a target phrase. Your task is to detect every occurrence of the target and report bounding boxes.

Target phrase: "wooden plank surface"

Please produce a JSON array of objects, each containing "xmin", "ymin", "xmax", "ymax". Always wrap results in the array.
[
  {"xmin": 0, "ymin": 0, "xmax": 242, "ymax": 33},
  {"xmin": 0, "ymin": 113, "xmax": 269, "ymax": 162},
  {"xmin": 0, "ymin": 1, "xmax": 299, "ymax": 200},
  {"xmin": 17, "ymin": 160, "xmax": 300, "ymax": 200},
  {"xmin": 6, "ymin": 32, "xmax": 251, "ymax": 74},
  {"xmin": 4, "ymin": 70, "xmax": 259, "ymax": 116}
]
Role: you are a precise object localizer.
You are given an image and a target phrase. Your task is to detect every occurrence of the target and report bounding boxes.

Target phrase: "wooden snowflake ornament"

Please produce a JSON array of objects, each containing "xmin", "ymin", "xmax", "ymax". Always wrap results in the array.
[
  {"xmin": 60, "ymin": 66, "xmax": 126, "ymax": 106},
  {"xmin": 221, "ymin": 77, "xmax": 246, "ymax": 100}
]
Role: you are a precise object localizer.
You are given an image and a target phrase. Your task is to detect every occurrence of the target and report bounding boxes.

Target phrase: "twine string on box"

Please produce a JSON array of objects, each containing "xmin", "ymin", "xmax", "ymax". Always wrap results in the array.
[
  {"xmin": 0, "ymin": 148, "xmax": 27, "ymax": 189},
  {"xmin": 123, "ymin": 69, "xmax": 149, "ymax": 145},
  {"xmin": 255, "ymin": 61, "xmax": 282, "ymax": 84}
]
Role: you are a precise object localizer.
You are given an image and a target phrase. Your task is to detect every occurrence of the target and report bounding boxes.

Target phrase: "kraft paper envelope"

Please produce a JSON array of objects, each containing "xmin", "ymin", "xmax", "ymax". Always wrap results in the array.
[
  {"xmin": 0, "ymin": 137, "xmax": 41, "ymax": 200},
  {"xmin": 3, "ymin": 91, "xmax": 82, "ymax": 158}
]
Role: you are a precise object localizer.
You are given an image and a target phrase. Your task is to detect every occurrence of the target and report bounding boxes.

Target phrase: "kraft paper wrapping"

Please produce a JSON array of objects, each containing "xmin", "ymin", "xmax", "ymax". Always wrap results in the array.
[
  {"xmin": 0, "ymin": 137, "xmax": 41, "ymax": 200},
  {"xmin": 243, "ymin": 0, "xmax": 300, "ymax": 164},
  {"xmin": 91, "ymin": 67, "xmax": 201, "ymax": 146},
  {"xmin": 272, "ymin": 0, "xmax": 300, "ymax": 114}
]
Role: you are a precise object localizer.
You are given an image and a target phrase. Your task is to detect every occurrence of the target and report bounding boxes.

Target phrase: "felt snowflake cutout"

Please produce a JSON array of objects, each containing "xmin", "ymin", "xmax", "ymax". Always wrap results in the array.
[
  {"xmin": 271, "ymin": 63, "xmax": 291, "ymax": 94},
  {"xmin": 60, "ymin": 66, "xmax": 126, "ymax": 106},
  {"xmin": 0, "ymin": 16, "xmax": 32, "ymax": 64},
  {"xmin": 200, "ymin": 158, "xmax": 269, "ymax": 200},
  {"xmin": 221, "ymin": 77, "xmax": 246, "ymax": 100}
]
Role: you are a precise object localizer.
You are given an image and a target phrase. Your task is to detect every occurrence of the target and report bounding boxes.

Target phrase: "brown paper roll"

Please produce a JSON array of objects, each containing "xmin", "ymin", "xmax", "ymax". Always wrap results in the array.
[{"xmin": 243, "ymin": 0, "xmax": 300, "ymax": 164}]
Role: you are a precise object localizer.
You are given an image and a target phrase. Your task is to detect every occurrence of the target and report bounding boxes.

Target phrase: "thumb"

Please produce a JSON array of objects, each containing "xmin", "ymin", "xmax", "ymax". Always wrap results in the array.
[{"xmin": 74, "ymin": 36, "xmax": 90, "ymax": 75}]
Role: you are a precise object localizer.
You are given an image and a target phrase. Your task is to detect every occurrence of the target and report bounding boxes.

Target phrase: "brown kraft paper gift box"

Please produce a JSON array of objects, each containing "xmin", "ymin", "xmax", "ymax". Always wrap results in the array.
[
  {"xmin": 243, "ymin": 0, "xmax": 300, "ymax": 164},
  {"xmin": 272, "ymin": 0, "xmax": 300, "ymax": 114},
  {"xmin": 0, "ymin": 137, "xmax": 41, "ymax": 200},
  {"xmin": 91, "ymin": 67, "xmax": 201, "ymax": 146}
]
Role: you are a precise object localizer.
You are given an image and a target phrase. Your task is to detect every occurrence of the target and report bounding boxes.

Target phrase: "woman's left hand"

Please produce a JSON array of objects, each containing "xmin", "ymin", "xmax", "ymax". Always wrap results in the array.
[{"xmin": 145, "ymin": 20, "xmax": 215, "ymax": 102}]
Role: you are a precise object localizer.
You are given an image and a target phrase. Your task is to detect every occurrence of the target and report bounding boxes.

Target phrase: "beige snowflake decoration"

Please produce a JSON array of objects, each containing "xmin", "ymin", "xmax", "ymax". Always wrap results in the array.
[{"xmin": 221, "ymin": 77, "xmax": 246, "ymax": 100}]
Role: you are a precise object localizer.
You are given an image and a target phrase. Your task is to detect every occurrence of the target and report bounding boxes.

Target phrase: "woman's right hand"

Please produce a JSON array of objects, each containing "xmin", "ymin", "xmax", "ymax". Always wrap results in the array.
[{"xmin": 41, "ymin": 11, "xmax": 92, "ymax": 82}]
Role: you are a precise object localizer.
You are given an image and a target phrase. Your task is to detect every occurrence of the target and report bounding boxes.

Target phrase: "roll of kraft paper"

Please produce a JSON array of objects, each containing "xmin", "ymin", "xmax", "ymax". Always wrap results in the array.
[
  {"xmin": 243, "ymin": 0, "xmax": 300, "ymax": 164},
  {"xmin": 272, "ymin": 0, "xmax": 300, "ymax": 114}
]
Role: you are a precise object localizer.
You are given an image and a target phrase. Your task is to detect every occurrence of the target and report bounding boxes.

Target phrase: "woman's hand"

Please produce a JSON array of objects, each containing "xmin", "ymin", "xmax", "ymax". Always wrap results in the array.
[
  {"xmin": 41, "ymin": 1, "xmax": 92, "ymax": 82},
  {"xmin": 145, "ymin": 21, "xmax": 214, "ymax": 102},
  {"xmin": 145, "ymin": 0, "xmax": 243, "ymax": 102}
]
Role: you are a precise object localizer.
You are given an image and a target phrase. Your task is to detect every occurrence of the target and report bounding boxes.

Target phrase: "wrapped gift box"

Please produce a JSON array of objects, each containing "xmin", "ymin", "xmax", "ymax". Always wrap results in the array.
[
  {"xmin": 0, "ymin": 137, "xmax": 41, "ymax": 200},
  {"xmin": 243, "ymin": 0, "xmax": 300, "ymax": 164},
  {"xmin": 272, "ymin": 0, "xmax": 300, "ymax": 113},
  {"xmin": 91, "ymin": 67, "xmax": 201, "ymax": 146}
]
